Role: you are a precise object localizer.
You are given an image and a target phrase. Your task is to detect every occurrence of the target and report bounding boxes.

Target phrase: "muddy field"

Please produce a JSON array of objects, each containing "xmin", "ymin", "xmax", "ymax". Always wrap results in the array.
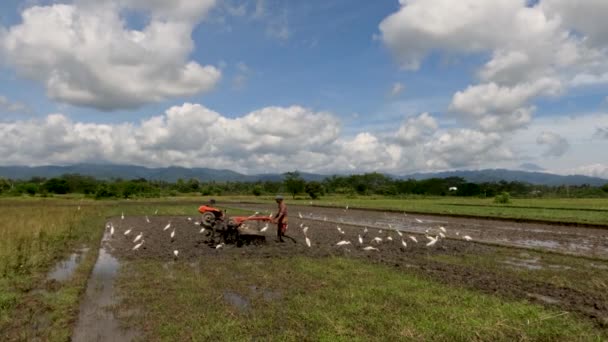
[
  {"xmin": 102, "ymin": 207, "xmax": 608, "ymax": 329},
  {"xmin": 230, "ymin": 203, "xmax": 608, "ymax": 259}
]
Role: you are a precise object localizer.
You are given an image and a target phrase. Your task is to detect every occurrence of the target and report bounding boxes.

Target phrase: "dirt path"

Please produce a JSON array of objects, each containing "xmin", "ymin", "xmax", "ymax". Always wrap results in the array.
[{"xmin": 229, "ymin": 203, "xmax": 608, "ymax": 260}]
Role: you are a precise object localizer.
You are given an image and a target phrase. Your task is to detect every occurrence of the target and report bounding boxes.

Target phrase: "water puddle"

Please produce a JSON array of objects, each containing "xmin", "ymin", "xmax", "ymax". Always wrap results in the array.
[
  {"xmin": 47, "ymin": 247, "xmax": 90, "ymax": 282},
  {"xmin": 72, "ymin": 231, "xmax": 137, "ymax": 341},
  {"xmin": 223, "ymin": 291, "xmax": 250, "ymax": 312},
  {"xmin": 502, "ymin": 257, "xmax": 544, "ymax": 270}
]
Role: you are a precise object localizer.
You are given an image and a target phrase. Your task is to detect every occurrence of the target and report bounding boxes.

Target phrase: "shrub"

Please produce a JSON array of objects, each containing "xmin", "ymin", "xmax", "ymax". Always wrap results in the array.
[{"xmin": 494, "ymin": 191, "xmax": 511, "ymax": 204}]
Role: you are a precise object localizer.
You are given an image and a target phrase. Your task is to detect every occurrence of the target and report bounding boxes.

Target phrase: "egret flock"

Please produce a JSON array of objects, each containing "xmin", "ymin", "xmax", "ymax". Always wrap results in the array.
[{"xmin": 104, "ymin": 206, "xmax": 475, "ymax": 259}]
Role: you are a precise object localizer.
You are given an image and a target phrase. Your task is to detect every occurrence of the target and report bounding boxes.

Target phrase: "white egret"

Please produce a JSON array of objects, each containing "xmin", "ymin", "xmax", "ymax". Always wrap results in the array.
[
  {"xmin": 163, "ymin": 222, "xmax": 171, "ymax": 231},
  {"xmin": 173, "ymin": 250, "xmax": 179, "ymax": 258},
  {"xmin": 387, "ymin": 236, "xmax": 393, "ymax": 241},
  {"xmin": 133, "ymin": 232, "xmax": 143, "ymax": 243},
  {"xmin": 77, "ymin": 205, "xmax": 81, "ymax": 211},
  {"xmin": 110, "ymin": 225, "xmax": 115, "ymax": 237},
  {"xmin": 372, "ymin": 237, "xmax": 382, "ymax": 244},
  {"xmin": 170, "ymin": 228, "xmax": 175, "ymax": 240},
  {"xmin": 363, "ymin": 227, "xmax": 368, "ymax": 234},
  {"xmin": 132, "ymin": 240, "xmax": 144, "ymax": 250},
  {"xmin": 154, "ymin": 209, "xmax": 158, "ymax": 215},
  {"xmin": 121, "ymin": 212, "xmax": 124, "ymax": 220},
  {"xmin": 396, "ymin": 230, "xmax": 403, "ymax": 237},
  {"xmin": 426, "ymin": 237, "xmax": 438, "ymax": 247},
  {"xmin": 187, "ymin": 217, "xmax": 192, "ymax": 221},
  {"xmin": 456, "ymin": 232, "xmax": 460, "ymax": 236},
  {"xmin": 426, "ymin": 235, "xmax": 435, "ymax": 241},
  {"xmin": 439, "ymin": 232, "xmax": 446, "ymax": 239},
  {"xmin": 216, "ymin": 243, "xmax": 224, "ymax": 249},
  {"xmin": 463, "ymin": 235, "xmax": 473, "ymax": 241},
  {"xmin": 408, "ymin": 236, "xmax": 418, "ymax": 243},
  {"xmin": 194, "ymin": 221, "xmax": 200, "ymax": 225},
  {"xmin": 415, "ymin": 218, "xmax": 423, "ymax": 223},
  {"xmin": 401, "ymin": 239, "xmax": 407, "ymax": 248},
  {"xmin": 145, "ymin": 215, "xmax": 150, "ymax": 223},
  {"xmin": 439, "ymin": 226, "xmax": 447, "ymax": 233},
  {"xmin": 260, "ymin": 224, "xmax": 269, "ymax": 232},
  {"xmin": 379, "ymin": 230, "xmax": 383, "ymax": 234},
  {"xmin": 336, "ymin": 240, "xmax": 351, "ymax": 246},
  {"xmin": 305, "ymin": 237, "xmax": 311, "ymax": 248},
  {"xmin": 358, "ymin": 234, "xmax": 363, "ymax": 244},
  {"xmin": 269, "ymin": 212, "xmax": 273, "ymax": 218},
  {"xmin": 123, "ymin": 228, "xmax": 132, "ymax": 236},
  {"xmin": 302, "ymin": 226, "xmax": 309, "ymax": 234},
  {"xmin": 363, "ymin": 246, "xmax": 379, "ymax": 251},
  {"xmin": 298, "ymin": 212, "xmax": 303, "ymax": 219},
  {"xmin": 299, "ymin": 223, "xmax": 304, "ymax": 228},
  {"xmin": 199, "ymin": 227, "xmax": 206, "ymax": 233}
]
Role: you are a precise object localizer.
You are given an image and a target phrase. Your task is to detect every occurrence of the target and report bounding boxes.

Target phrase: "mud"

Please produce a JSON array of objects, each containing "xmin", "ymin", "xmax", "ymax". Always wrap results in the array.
[
  {"xmin": 231, "ymin": 203, "xmax": 608, "ymax": 260},
  {"xmin": 104, "ymin": 207, "xmax": 608, "ymax": 330}
]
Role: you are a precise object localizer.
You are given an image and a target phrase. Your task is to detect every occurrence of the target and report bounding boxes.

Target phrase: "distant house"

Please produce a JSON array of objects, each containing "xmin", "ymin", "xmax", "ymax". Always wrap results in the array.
[{"xmin": 448, "ymin": 186, "xmax": 458, "ymax": 192}]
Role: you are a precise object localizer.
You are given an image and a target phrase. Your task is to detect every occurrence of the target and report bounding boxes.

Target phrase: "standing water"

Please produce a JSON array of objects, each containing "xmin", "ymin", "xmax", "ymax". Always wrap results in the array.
[{"xmin": 72, "ymin": 229, "xmax": 137, "ymax": 341}]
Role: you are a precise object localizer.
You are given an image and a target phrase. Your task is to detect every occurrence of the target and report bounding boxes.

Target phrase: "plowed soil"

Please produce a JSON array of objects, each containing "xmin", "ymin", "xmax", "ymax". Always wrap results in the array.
[{"xmin": 105, "ymin": 206, "xmax": 608, "ymax": 329}]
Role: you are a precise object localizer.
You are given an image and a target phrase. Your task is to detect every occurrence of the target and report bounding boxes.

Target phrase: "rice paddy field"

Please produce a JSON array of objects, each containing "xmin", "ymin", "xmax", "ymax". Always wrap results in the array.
[{"xmin": 1, "ymin": 196, "xmax": 607, "ymax": 341}]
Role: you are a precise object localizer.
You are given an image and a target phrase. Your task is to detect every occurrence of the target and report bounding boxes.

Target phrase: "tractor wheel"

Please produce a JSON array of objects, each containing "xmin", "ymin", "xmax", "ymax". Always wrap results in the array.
[{"xmin": 201, "ymin": 212, "xmax": 216, "ymax": 228}]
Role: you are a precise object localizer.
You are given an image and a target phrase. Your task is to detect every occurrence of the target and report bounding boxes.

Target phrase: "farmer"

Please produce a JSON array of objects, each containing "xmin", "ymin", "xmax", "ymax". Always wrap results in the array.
[{"xmin": 272, "ymin": 195, "xmax": 288, "ymax": 242}]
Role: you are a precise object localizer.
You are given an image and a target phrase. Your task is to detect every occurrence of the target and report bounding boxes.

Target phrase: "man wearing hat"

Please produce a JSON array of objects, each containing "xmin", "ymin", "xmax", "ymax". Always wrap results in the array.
[{"xmin": 272, "ymin": 195, "xmax": 288, "ymax": 242}]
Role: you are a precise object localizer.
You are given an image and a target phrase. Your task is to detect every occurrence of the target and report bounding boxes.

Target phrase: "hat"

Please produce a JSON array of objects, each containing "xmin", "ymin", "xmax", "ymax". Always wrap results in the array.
[{"xmin": 275, "ymin": 195, "xmax": 284, "ymax": 200}]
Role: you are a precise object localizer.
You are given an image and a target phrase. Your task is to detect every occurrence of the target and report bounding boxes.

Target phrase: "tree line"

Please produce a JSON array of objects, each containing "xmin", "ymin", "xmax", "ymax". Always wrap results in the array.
[{"xmin": 0, "ymin": 172, "xmax": 607, "ymax": 199}]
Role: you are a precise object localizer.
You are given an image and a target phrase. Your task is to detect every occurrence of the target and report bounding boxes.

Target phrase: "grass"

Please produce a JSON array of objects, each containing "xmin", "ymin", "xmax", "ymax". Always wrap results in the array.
[
  {"xmin": 2, "ymin": 196, "xmax": 606, "ymax": 340},
  {"xmin": 217, "ymin": 195, "xmax": 608, "ymax": 226},
  {"xmin": 117, "ymin": 256, "xmax": 604, "ymax": 341},
  {"xmin": 428, "ymin": 246, "xmax": 608, "ymax": 297}
]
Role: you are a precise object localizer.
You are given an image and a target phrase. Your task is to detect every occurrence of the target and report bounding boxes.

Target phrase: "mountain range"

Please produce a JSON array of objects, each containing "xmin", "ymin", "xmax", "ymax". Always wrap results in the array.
[{"xmin": 0, "ymin": 164, "xmax": 605, "ymax": 186}]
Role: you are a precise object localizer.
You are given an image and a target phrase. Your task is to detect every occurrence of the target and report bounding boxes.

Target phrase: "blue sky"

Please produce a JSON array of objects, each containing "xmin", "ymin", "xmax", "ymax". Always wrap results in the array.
[{"xmin": 0, "ymin": 0, "xmax": 607, "ymax": 177}]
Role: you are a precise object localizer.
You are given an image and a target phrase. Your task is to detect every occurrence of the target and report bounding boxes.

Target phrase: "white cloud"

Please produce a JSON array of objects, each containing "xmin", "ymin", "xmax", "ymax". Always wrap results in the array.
[
  {"xmin": 0, "ymin": 1, "xmax": 221, "ymax": 110},
  {"xmin": 562, "ymin": 164, "xmax": 608, "ymax": 180},
  {"xmin": 536, "ymin": 131, "xmax": 569, "ymax": 157},
  {"xmin": 424, "ymin": 129, "xmax": 513, "ymax": 169},
  {"xmin": 379, "ymin": 0, "xmax": 608, "ymax": 135},
  {"xmin": 0, "ymin": 104, "xmax": 403, "ymax": 173},
  {"xmin": 0, "ymin": 95, "xmax": 29, "ymax": 114},
  {"xmin": 394, "ymin": 112, "xmax": 437, "ymax": 145},
  {"xmin": 449, "ymin": 78, "xmax": 562, "ymax": 132},
  {"xmin": 389, "ymin": 82, "xmax": 405, "ymax": 97}
]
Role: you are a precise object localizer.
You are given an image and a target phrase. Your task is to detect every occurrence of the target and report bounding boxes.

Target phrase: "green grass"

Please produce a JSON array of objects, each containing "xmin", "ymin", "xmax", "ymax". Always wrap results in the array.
[
  {"xmin": 116, "ymin": 257, "xmax": 604, "ymax": 341},
  {"xmin": 217, "ymin": 195, "xmax": 608, "ymax": 226}
]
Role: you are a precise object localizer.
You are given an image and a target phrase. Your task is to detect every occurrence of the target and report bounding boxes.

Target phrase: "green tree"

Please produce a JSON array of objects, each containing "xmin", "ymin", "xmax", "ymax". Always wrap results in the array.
[
  {"xmin": 305, "ymin": 181, "xmax": 324, "ymax": 199},
  {"xmin": 252, "ymin": 185, "xmax": 262, "ymax": 196},
  {"xmin": 284, "ymin": 171, "xmax": 305, "ymax": 199},
  {"xmin": 602, "ymin": 184, "xmax": 608, "ymax": 193},
  {"xmin": 43, "ymin": 178, "xmax": 69, "ymax": 194}
]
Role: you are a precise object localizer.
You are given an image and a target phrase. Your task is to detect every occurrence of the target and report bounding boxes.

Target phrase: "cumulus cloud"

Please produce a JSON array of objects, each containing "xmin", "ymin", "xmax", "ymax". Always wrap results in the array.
[
  {"xmin": 379, "ymin": 0, "xmax": 608, "ymax": 134},
  {"xmin": 394, "ymin": 112, "xmax": 438, "ymax": 145},
  {"xmin": 389, "ymin": 82, "xmax": 405, "ymax": 97},
  {"xmin": 536, "ymin": 131, "xmax": 569, "ymax": 157},
  {"xmin": 0, "ymin": 1, "xmax": 221, "ymax": 110},
  {"xmin": 424, "ymin": 129, "xmax": 514, "ymax": 169},
  {"xmin": 0, "ymin": 104, "xmax": 409, "ymax": 173}
]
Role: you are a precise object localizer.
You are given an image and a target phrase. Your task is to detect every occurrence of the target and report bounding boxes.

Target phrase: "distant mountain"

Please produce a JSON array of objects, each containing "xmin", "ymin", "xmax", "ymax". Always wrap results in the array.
[
  {"xmin": 404, "ymin": 169, "xmax": 608, "ymax": 186},
  {"xmin": 0, "ymin": 164, "xmax": 605, "ymax": 186},
  {"xmin": 0, "ymin": 164, "xmax": 326, "ymax": 183}
]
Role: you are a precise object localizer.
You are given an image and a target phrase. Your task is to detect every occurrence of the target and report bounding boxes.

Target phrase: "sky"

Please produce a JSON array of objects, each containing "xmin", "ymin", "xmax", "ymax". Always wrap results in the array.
[{"xmin": 0, "ymin": 0, "xmax": 607, "ymax": 177}]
